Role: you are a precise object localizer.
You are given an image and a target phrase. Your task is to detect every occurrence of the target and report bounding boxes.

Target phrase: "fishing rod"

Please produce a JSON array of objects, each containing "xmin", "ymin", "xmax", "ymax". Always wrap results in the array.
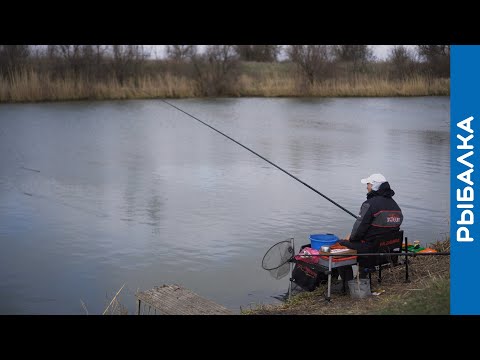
[{"xmin": 160, "ymin": 99, "xmax": 358, "ymax": 219}]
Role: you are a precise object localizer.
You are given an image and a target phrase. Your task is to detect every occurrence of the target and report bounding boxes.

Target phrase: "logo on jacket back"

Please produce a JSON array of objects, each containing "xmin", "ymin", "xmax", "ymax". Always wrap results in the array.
[
  {"xmin": 386, "ymin": 214, "xmax": 401, "ymax": 223},
  {"xmin": 372, "ymin": 210, "xmax": 403, "ymax": 227}
]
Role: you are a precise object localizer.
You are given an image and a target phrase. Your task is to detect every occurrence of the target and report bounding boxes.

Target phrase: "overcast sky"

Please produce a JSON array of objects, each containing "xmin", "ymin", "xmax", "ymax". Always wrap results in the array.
[{"xmin": 148, "ymin": 45, "xmax": 414, "ymax": 60}]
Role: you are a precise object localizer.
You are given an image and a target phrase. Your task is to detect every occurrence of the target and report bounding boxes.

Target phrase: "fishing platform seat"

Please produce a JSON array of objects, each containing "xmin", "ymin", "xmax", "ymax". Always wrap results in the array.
[{"xmin": 360, "ymin": 230, "xmax": 409, "ymax": 286}]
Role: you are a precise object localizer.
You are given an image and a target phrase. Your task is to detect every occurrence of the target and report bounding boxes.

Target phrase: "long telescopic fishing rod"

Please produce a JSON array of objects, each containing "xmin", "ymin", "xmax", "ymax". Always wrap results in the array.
[{"xmin": 161, "ymin": 99, "xmax": 358, "ymax": 219}]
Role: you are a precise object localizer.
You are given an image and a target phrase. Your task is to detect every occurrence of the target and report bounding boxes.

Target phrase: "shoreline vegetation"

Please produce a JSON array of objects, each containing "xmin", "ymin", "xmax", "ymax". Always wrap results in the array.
[
  {"xmin": 0, "ymin": 70, "xmax": 449, "ymax": 103},
  {"xmin": 0, "ymin": 45, "xmax": 450, "ymax": 103},
  {"xmin": 243, "ymin": 237, "xmax": 450, "ymax": 315},
  {"xmin": 101, "ymin": 237, "xmax": 450, "ymax": 315}
]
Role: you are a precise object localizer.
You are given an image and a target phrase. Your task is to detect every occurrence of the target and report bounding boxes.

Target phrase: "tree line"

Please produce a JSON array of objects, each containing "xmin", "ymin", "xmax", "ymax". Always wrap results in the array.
[{"xmin": 0, "ymin": 45, "xmax": 450, "ymax": 96}]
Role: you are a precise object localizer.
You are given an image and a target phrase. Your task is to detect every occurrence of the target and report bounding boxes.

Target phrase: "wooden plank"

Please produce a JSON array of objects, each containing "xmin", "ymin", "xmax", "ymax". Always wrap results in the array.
[
  {"xmin": 151, "ymin": 286, "xmax": 230, "ymax": 315},
  {"xmin": 139, "ymin": 286, "xmax": 231, "ymax": 315},
  {"xmin": 135, "ymin": 285, "xmax": 232, "ymax": 315}
]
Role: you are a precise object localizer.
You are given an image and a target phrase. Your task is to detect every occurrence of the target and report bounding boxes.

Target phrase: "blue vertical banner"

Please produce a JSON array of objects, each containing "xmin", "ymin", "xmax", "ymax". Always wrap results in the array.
[{"xmin": 451, "ymin": 46, "xmax": 480, "ymax": 314}]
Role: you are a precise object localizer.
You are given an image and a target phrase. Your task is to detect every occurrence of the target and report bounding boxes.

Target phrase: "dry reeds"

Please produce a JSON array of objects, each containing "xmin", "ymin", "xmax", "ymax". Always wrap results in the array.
[
  {"xmin": 103, "ymin": 283, "xmax": 128, "ymax": 315},
  {"xmin": 0, "ymin": 70, "xmax": 449, "ymax": 103},
  {"xmin": 0, "ymin": 71, "xmax": 199, "ymax": 103}
]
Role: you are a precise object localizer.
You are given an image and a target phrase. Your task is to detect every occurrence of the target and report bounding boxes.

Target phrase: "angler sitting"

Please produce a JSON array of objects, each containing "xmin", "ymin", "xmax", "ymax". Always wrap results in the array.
[{"xmin": 336, "ymin": 173, "xmax": 404, "ymax": 282}]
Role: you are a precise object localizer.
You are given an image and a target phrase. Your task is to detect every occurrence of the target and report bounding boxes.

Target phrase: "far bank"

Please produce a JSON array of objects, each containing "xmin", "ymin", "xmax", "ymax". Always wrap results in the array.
[{"xmin": 0, "ymin": 71, "xmax": 449, "ymax": 104}]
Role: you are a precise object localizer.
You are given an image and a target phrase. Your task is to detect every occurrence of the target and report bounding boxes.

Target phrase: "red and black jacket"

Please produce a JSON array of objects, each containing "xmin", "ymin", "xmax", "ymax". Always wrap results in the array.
[{"xmin": 348, "ymin": 182, "xmax": 403, "ymax": 250}]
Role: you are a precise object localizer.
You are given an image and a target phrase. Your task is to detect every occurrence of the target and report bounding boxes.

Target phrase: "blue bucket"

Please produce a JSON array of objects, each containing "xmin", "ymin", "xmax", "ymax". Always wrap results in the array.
[{"xmin": 310, "ymin": 234, "xmax": 339, "ymax": 250}]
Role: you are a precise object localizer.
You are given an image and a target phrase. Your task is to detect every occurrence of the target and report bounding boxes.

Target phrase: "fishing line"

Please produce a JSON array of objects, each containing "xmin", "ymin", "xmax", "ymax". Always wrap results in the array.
[{"xmin": 160, "ymin": 99, "xmax": 358, "ymax": 219}]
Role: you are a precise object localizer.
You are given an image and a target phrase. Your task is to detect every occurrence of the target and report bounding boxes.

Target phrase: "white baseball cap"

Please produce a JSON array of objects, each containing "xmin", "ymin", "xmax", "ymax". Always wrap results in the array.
[{"xmin": 361, "ymin": 173, "xmax": 387, "ymax": 191}]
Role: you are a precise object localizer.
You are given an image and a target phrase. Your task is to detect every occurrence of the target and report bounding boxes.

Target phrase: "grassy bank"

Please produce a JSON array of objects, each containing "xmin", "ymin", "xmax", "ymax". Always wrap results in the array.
[
  {"xmin": 0, "ymin": 68, "xmax": 449, "ymax": 103},
  {"xmin": 237, "ymin": 74, "xmax": 449, "ymax": 97},
  {"xmin": 244, "ymin": 238, "xmax": 450, "ymax": 315}
]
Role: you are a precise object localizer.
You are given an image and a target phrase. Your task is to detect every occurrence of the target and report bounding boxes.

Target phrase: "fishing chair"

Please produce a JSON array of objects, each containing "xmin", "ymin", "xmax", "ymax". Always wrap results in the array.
[{"xmin": 360, "ymin": 230, "xmax": 409, "ymax": 287}]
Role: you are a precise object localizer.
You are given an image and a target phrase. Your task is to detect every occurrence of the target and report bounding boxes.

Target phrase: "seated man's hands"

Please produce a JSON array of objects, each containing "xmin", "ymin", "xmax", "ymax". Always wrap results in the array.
[
  {"xmin": 337, "ymin": 233, "xmax": 351, "ymax": 247},
  {"xmin": 338, "ymin": 240, "xmax": 350, "ymax": 247}
]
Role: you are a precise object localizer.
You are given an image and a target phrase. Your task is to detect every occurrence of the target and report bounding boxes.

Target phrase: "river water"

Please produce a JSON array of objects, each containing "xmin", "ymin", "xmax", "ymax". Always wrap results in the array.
[{"xmin": 0, "ymin": 97, "xmax": 450, "ymax": 314}]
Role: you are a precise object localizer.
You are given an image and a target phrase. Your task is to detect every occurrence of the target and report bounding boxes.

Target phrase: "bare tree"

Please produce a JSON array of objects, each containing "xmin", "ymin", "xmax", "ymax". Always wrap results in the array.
[
  {"xmin": 93, "ymin": 45, "xmax": 108, "ymax": 74},
  {"xmin": 58, "ymin": 45, "xmax": 81, "ymax": 61},
  {"xmin": 55, "ymin": 45, "xmax": 83, "ymax": 77},
  {"xmin": 192, "ymin": 45, "xmax": 238, "ymax": 95},
  {"xmin": 166, "ymin": 45, "xmax": 197, "ymax": 62},
  {"xmin": 112, "ymin": 45, "xmax": 148, "ymax": 84},
  {"xmin": 416, "ymin": 45, "xmax": 450, "ymax": 77},
  {"xmin": 0, "ymin": 45, "xmax": 30, "ymax": 76},
  {"xmin": 334, "ymin": 45, "xmax": 373, "ymax": 63},
  {"xmin": 46, "ymin": 45, "xmax": 58, "ymax": 58},
  {"xmin": 286, "ymin": 45, "xmax": 329, "ymax": 85},
  {"xmin": 29, "ymin": 45, "xmax": 44, "ymax": 58},
  {"xmin": 417, "ymin": 45, "xmax": 450, "ymax": 60},
  {"xmin": 235, "ymin": 45, "xmax": 281, "ymax": 62},
  {"xmin": 81, "ymin": 45, "xmax": 94, "ymax": 59},
  {"xmin": 333, "ymin": 45, "xmax": 373, "ymax": 79},
  {"xmin": 388, "ymin": 45, "xmax": 416, "ymax": 80}
]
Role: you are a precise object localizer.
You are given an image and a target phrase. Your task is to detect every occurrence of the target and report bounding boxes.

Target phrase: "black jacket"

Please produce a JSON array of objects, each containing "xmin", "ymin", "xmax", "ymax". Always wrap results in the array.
[{"xmin": 348, "ymin": 182, "xmax": 403, "ymax": 248}]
